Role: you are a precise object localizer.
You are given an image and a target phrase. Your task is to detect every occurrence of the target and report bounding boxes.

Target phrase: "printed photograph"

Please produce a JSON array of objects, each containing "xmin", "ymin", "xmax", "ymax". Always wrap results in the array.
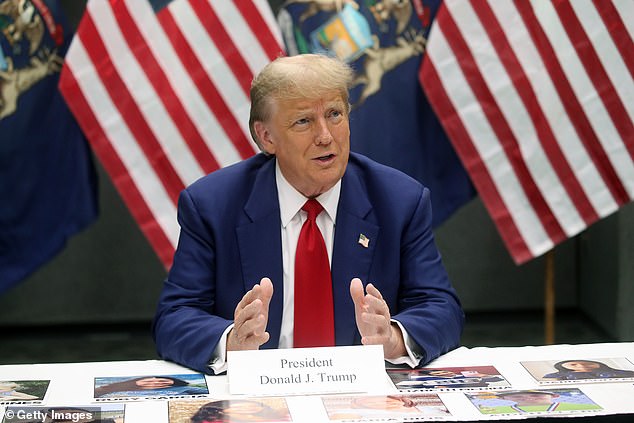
[
  {"xmin": 168, "ymin": 397, "xmax": 291, "ymax": 423},
  {"xmin": 322, "ymin": 394, "xmax": 450, "ymax": 421},
  {"xmin": 0, "ymin": 380, "xmax": 50, "ymax": 403},
  {"xmin": 93, "ymin": 374, "xmax": 208, "ymax": 399},
  {"xmin": 2, "ymin": 404, "xmax": 125, "ymax": 423},
  {"xmin": 467, "ymin": 388, "xmax": 602, "ymax": 415},
  {"xmin": 521, "ymin": 357, "xmax": 634, "ymax": 383},
  {"xmin": 387, "ymin": 366, "xmax": 510, "ymax": 390}
]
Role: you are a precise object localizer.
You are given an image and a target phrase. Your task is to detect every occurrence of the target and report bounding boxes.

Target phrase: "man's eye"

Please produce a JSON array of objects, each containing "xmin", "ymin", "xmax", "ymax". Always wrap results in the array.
[
  {"xmin": 295, "ymin": 118, "xmax": 309, "ymax": 125},
  {"xmin": 329, "ymin": 110, "xmax": 343, "ymax": 120}
]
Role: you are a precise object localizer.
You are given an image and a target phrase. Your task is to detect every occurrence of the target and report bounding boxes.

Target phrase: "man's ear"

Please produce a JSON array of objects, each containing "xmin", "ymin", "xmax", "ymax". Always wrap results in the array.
[{"xmin": 253, "ymin": 121, "xmax": 275, "ymax": 155}]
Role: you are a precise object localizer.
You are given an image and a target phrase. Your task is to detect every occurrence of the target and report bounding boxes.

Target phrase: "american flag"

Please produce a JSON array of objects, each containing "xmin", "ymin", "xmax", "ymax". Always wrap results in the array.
[
  {"xmin": 420, "ymin": 0, "xmax": 634, "ymax": 264},
  {"xmin": 59, "ymin": 0, "xmax": 284, "ymax": 267}
]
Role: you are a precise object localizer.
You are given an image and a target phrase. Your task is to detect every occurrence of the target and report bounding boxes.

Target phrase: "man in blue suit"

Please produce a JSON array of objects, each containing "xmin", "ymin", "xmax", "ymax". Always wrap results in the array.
[{"xmin": 152, "ymin": 54, "xmax": 463, "ymax": 374}]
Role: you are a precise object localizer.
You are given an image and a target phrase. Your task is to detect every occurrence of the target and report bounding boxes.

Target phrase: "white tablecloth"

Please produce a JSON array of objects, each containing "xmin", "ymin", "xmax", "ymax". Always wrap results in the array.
[{"xmin": 1, "ymin": 342, "xmax": 633, "ymax": 422}]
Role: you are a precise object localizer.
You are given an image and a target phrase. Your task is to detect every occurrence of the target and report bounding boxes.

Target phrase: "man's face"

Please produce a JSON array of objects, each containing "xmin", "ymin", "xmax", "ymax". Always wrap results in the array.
[
  {"xmin": 134, "ymin": 377, "xmax": 175, "ymax": 389},
  {"xmin": 255, "ymin": 91, "xmax": 350, "ymax": 198},
  {"xmin": 502, "ymin": 393, "xmax": 556, "ymax": 405},
  {"xmin": 427, "ymin": 370, "xmax": 456, "ymax": 378}
]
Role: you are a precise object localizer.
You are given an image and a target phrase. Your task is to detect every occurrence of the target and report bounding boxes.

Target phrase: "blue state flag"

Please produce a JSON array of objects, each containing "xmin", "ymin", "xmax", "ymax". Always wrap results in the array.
[
  {"xmin": 0, "ymin": 0, "xmax": 98, "ymax": 293},
  {"xmin": 277, "ymin": 0, "xmax": 475, "ymax": 226}
]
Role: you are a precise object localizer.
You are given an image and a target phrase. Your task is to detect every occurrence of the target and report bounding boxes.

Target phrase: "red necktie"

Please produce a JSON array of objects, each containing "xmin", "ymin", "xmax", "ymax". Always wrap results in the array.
[{"xmin": 294, "ymin": 199, "xmax": 335, "ymax": 348}]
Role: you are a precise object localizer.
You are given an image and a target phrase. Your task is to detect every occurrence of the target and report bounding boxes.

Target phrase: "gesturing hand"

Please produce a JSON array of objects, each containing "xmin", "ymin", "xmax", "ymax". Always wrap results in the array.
[
  {"xmin": 349, "ymin": 277, "xmax": 406, "ymax": 360},
  {"xmin": 227, "ymin": 277, "xmax": 273, "ymax": 351}
]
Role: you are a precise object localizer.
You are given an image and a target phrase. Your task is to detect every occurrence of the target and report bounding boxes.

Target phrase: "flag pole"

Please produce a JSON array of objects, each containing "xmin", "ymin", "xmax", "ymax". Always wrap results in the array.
[{"xmin": 544, "ymin": 250, "xmax": 555, "ymax": 345}]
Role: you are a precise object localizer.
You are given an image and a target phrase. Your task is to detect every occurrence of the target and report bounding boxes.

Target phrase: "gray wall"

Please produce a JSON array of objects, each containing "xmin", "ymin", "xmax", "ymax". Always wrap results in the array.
[
  {"xmin": 435, "ymin": 199, "xmax": 578, "ymax": 312},
  {"xmin": 579, "ymin": 202, "xmax": 634, "ymax": 339}
]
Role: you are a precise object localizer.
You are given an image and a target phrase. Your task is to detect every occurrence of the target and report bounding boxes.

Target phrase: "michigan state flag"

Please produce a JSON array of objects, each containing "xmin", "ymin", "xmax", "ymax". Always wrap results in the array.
[
  {"xmin": 277, "ymin": 0, "xmax": 475, "ymax": 226},
  {"xmin": 0, "ymin": 0, "xmax": 98, "ymax": 293}
]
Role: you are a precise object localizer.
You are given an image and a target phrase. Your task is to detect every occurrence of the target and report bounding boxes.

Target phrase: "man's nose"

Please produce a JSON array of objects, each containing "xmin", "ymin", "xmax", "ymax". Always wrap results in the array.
[{"xmin": 314, "ymin": 117, "xmax": 333, "ymax": 145}]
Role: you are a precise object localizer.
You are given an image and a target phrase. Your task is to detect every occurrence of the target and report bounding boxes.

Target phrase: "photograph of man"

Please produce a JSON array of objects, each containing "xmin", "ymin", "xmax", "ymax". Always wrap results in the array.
[
  {"xmin": 152, "ymin": 53, "xmax": 464, "ymax": 374},
  {"xmin": 387, "ymin": 366, "xmax": 508, "ymax": 390},
  {"xmin": 468, "ymin": 388, "xmax": 602, "ymax": 415}
]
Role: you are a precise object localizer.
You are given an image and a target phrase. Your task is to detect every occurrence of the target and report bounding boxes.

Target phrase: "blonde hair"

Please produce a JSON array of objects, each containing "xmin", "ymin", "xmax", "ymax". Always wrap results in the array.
[{"xmin": 249, "ymin": 54, "xmax": 354, "ymax": 150}]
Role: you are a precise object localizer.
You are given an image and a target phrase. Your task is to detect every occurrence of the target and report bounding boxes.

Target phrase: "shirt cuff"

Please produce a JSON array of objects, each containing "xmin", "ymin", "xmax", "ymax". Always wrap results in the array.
[
  {"xmin": 208, "ymin": 324, "xmax": 233, "ymax": 374},
  {"xmin": 386, "ymin": 319, "xmax": 424, "ymax": 367}
]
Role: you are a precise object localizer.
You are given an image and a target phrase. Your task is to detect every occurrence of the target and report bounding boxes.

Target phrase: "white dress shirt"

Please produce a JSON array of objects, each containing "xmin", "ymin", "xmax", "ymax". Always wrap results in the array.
[
  {"xmin": 276, "ymin": 161, "xmax": 340, "ymax": 348},
  {"xmin": 210, "ymin": 161, "xmax": 420, "ymax": 373}
]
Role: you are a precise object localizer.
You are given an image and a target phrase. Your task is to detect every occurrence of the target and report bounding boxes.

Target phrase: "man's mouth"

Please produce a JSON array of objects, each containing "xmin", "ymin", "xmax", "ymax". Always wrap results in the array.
[{"xmin": 315, "ymin": 154, "xmax": 335, "ymax": 162}]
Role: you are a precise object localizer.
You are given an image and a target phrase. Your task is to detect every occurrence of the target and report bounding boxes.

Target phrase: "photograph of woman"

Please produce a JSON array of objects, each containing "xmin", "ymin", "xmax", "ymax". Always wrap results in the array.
[
  {"xmin": 94, "ymin": 374, "xmax": 208, "ymax": 398},
  {"xmin": 168, "ymin": 398, "xmax": 291, "ymax": 423},
  {"xmin": 543, "ymin": 359, "xmax": 634, "ymax": 381},
  {"xmin": 522, "ymin": 357, "xmax": 634, "ymax": 383}
]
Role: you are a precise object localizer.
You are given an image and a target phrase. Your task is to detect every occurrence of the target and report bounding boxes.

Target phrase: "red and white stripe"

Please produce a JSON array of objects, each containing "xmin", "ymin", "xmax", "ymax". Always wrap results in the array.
[
  {"xmin": 60, "ymin": 0, "xmax": 284, "ymax": 267},
  {"xmin": 421, "ymin": 0, "xmax": 634, "ymax": 264}
]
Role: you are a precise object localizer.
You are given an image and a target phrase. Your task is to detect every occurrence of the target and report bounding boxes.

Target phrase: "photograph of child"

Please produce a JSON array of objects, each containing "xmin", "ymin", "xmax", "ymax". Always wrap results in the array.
[
  {"xmin": 0, "ymin": 381, "xmax": 50, "ymax": 403},
  {"xmin": 467, "ymin": 388, "xmax": 602, "ymax": 415},
  {"xmin": 322, "ymin": 394, "xmax": 450, "ymax": 420},
  {"xmin": 168, "ymin": 397, "xmax": 291, "ymax": 423},
  {"xmin": 521, "ymin": 357, "xmax": 634, "ymax": 383},
  {"xmin": 93, "ymin": 374, "xmax": 208, "ymax": 399},
  {"xmin": 387, "ymin": 366, "xmax": 509, "ymax": 390}
]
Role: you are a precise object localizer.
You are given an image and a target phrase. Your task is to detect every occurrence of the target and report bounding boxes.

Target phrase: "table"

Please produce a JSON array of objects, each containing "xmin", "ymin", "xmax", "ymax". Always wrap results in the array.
[{"xmin": 1, "ymin": 342, "xmax": 633, "ymax": 422}]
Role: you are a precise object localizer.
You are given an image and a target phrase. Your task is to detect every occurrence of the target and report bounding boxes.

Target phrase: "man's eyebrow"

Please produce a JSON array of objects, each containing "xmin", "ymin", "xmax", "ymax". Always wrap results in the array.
[{"xmin": 325, "ymin": 101, "xmax": 346, "ymax": 109}]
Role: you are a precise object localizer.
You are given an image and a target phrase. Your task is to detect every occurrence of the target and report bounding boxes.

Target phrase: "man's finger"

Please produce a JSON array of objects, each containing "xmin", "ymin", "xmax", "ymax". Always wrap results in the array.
[
  {"xmin": 259, "ymin": 277, "xmax": 274, "ymax": 308},
  {"xmin": 235, "ymin": 284, "xmax": 262, "ymax": 314},
  {"xmin": 361, "ymin": 334, "xmax": 392, "ymax": 345},
  {"xmin": 366, "ymin": 283, "xmax": 384, "ymax": 300},
  {"xmin": 234, "ymin": 298, "xmax": 262, "ymax": 331},
  {"xmin": 349, "ymin": 277, "xmax": 366, "ymax": 309},
  {"xmin": 233, "ymin": 311, "xmax": 268, "ymax": 346},
  {"xmin": 236, "ymin": 312, "xmax": 266, "ymax": 339},
  {"xmin": 228, "ymin": 325, "xmax": 270, "ymax": 350},
  {"xmin": 363, "ymin": 294, "xmax": 390, "ymax": 317},
  {"xmin": 360, "ymin": 311, "xmax": 390, "ymax": 332}
]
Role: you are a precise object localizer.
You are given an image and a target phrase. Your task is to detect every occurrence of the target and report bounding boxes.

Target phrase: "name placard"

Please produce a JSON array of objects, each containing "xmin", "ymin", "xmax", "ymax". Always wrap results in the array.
[{"xmin": 227, "ymin": 345, "xmax": 386, "ymax": 396}]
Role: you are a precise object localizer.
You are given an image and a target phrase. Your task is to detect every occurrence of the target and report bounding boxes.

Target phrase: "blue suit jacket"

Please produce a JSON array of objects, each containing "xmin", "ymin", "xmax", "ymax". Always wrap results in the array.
[{"xmin": 152, "ymin": 152, "xmax": 464, "ymax": 373}]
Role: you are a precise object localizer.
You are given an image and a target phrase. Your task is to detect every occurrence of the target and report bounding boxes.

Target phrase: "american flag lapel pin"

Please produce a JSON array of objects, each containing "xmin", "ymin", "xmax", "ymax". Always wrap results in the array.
[{"xmin": 358, "ymin": 233, "xmax": 370, "ymax": 248}]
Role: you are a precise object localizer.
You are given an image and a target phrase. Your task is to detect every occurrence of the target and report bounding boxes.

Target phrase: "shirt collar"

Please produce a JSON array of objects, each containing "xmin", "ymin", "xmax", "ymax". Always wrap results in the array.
[{"xmin": 276, "ymin": 160, "xmax": 341, "ymax": 228}]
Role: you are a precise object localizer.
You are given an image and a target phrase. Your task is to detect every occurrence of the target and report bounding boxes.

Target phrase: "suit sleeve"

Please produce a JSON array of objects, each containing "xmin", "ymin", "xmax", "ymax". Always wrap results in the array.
[
  {"xmin": 152, "ymin": 189, "xmax": 232, "ymax": 374},
  {"xmin": 392, "ymin": 186, "xmax": 464, "ymax": 364}
]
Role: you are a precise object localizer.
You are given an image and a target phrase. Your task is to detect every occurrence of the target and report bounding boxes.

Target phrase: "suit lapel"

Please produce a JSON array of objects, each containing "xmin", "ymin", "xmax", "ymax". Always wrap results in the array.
[
  {"xmin": 236, "ymin": 158, "xmax": 283, "ymax": 349},
  {"xmin": 235, "ymin": 157, "xmax": 379, "ymax": 348},
  {"xmin": 331, "ymin": 165, "xmax": 379, "ymax": 345}
]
